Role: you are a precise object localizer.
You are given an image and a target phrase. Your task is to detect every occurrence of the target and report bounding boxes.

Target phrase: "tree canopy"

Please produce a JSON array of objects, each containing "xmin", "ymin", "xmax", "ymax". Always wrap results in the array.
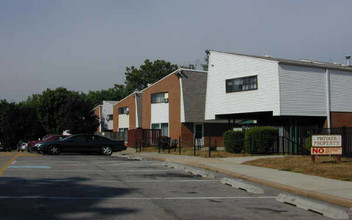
[
  {"xmin": 83, "ymin": 84, "xmax": 127, "ymax": 107},
  {"xmin": 0, "ymin": 100, "xmax": 46, "ymax": 148},
  {"xmin": 124, "ymin": 59, "xmax": 178, "ymax": 93},
  {"xmin": 38, "ymin": 87, "xmax": 98, "ymax": 134}
]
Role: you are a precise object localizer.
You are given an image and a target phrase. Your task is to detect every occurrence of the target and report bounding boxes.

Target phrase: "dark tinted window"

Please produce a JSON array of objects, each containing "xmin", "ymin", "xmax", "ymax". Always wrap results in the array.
[
  {"xmin": 70, "ymin": 135, "xmax": 88, "ymax": 142},
  {"xmin": 54, "ymin": 136, "xmax": 66, "ymax": 141},
  {"xmin": 226, "ymin": 75, "xmax": 257, "ymax": 93},
  {"xmin": 57, "ymin": 136, "xmax": 66, "ymax": 140},
  {"xmin": 151, "ymin": 93, "xmax": 168, "ymax": 103},
  {"xmin": 95, "ymin": 135, "xmax": 109, "ymax": 142},
  {"xmin": 118, "ymin": 107, "xmax": 129, "ymax": 114}
]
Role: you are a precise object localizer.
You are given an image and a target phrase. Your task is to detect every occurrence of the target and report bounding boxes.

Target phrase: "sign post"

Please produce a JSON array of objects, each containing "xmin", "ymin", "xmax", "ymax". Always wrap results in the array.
[{"xmin": 311, "ymin": 135, "xmax": 342, "ymax": 162}]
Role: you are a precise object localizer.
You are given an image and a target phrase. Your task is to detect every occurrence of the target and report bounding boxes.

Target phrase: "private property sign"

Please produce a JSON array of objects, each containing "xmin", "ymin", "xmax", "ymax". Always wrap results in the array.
[{"xmin": 311, "ymin": 135, "xmax": 342, "ymax": 155}]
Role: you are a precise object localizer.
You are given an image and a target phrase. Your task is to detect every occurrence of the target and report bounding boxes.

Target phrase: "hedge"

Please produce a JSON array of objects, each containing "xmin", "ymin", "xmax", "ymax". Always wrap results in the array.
[
  {"xmin": 223, "ymin": 130, "xmax": 244, "ymax": 153},
  {"xmin": 244, "ymin": 127, "xmax": 278, "ymax": 154}
]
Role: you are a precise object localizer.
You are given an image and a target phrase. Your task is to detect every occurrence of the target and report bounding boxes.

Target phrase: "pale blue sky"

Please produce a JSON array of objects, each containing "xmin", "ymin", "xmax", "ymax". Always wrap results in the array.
[{"xmin": 1, "ymin": 0, "xmax": 351, "ymax": 102}]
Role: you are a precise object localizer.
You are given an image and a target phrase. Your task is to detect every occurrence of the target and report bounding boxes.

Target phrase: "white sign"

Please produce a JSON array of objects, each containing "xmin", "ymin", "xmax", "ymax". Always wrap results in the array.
[{"xmin": 312, "ymin": 135, "xmax": 342, "ymax": 147}]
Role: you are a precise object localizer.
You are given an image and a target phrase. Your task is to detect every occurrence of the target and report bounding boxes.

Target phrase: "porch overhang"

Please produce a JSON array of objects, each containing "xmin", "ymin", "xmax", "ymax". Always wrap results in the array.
[{"xmin": 215, "ymin": 111, "xmax": 326, "ymax": 127}]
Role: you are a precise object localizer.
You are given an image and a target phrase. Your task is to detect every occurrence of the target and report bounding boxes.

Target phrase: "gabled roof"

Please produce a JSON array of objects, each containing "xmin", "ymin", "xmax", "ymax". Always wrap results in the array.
[
  {"xmin": 112, "ymin": 68, "xmax": 207, "ymax": 107},
  {"xmin": 113, "ymin": 92, "xmax": 141, "ymax": 107},
  {"xmin": 93, "ymin": 105, "xmax": 102, "ymax": 110},
  {"xmin": 140, "ymin": 68, "xmax": 207, "ymax": 93},
  {"xmin": 210, "ymin": 50, "xmax": 352, "ymax": 72}
]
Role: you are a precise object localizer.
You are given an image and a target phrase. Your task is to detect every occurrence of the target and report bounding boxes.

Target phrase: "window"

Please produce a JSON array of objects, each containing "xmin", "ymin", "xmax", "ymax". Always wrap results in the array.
[
  {"xmin": 151, "ymin": 124, "xmax": 160, "ymax": 130},
  {"xmin": 118, "ymin": 107, "xmax": 129, "ymax": 114},
  {"xmin": 226, "ymin": 76, "xmax": 257, "ymax": 93},
  {"xmin": 151, "ymin": 92, "xmax": 168, "ymax": 103},
  {"xmin": 151, "ymin": 123, "xmax": 169, "ymax": 136},
  {"xmin": 161, "ymin": 123, "xmax": 168, "ymax": 136},
  {"xmin": 69, "ymin": 135, "xmax": 88, "ymax": 142},
  {"xmin": 107, "ymin": 114, "xmax": 113, "ymax": 121}
]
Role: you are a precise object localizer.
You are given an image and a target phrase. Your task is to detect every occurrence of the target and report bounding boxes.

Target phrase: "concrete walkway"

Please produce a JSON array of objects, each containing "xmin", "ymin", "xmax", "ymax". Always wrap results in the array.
[{"xmin": 113, "ymin": 150, "xmax": 352, "ymax": 208}]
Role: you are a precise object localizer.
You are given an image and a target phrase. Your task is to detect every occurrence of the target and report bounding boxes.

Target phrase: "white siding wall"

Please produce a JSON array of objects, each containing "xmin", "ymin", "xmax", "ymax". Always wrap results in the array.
[
  {"xmin": 102, "ymin": 101, "xmax": 114, "ymax": 130},
  {"xmin": 179, "ymin": 77, "xmax": 185, "ymax": 123},
  {"xmin": 330, "ymin": 70, "xmax": 352, "ymax": 112},
  {"xmin": 118, "ymin": 114, "xmax": 129, "ymax": 129},
  {"xmin": 205, "ymin": 51, "xmax": 280, "ymax": 120},
  {"xmin": 151, "ymin": 103, "xmax": 169, "ymax": 124},
  {"xmin": 279, "ymin": 65, "xmax": 327, "ymax": 116}
]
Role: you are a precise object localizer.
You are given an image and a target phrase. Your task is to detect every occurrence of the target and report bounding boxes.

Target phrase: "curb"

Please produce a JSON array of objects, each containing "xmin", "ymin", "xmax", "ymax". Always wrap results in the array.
[
  {"xmin": 139, "ymin": 154, "xmax": 352, "ymax": 208},
  {"xmin": 221, "ymin": 177, "xmax": 264, "ymax": 194},
  {"xmin": 276, "ymin": 193, "xmax": 349, "ymax": 219},
  {"xmin": 184, "ymin": 167, "xmax": 215, "ymax": 179},
  {"xmin": 112, "ymin": 154, "xmax": 142, "ymax": 161}
]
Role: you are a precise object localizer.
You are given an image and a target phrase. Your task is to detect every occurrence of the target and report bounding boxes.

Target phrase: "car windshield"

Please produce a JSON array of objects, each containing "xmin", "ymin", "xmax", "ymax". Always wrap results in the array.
[
  {"xmin": 43, "ymin": 136, "xmax": 52, "ymax": 141},
  {"xmin": 56, "ymin": 136, "xmax": 66, "ymax": 140},
  {"xmin": 62, "ymin": 136, "xmax": 72, "ymax": 141}
]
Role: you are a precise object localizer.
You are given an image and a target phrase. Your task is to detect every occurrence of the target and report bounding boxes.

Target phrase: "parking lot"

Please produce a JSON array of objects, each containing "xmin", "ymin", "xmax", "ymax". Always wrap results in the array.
[{"xmin": 0, "ymin": 153, "xmax": 333, "ymax": 219}]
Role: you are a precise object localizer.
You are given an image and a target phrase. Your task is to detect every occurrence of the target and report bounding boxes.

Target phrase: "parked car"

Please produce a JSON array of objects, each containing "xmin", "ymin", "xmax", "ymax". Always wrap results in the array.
[
  {"xmin": 20, "ymin": 142, "xmax": 28, "ymax": 152},
  {"xmin": 28, "ymin": 135, "xmax": 68, "ymax": 153},
  {"xmin": 33, "ymin": 134, "xmax": 126, "ymax": 155},
  {"xmin": 16, "ymin": 140, "xmax": 28, "ymax": 152}
]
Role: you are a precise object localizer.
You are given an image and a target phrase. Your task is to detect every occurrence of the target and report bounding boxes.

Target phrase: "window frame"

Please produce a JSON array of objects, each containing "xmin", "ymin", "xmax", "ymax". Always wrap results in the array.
[
  {"xmin": 225, "ymin": 75, "xmax": 258, "ymax": 93},
  {"xmin": 118, "ymin": 107, "xmax": 129, "ymax": 115},
  {"xmin": 151, "ymin": 92, "xmax": 168, "ymax": 104},
  {"xmin": 151, "ymin": 123, "xmax": 169, "ymax": 136},
  {"xmin": 107, "ymin": 114, "xmax": 113, "ymax": 121}
]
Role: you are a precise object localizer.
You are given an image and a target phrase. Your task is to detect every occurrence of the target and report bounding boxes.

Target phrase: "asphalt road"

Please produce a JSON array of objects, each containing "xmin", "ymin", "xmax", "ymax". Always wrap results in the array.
[{"xmin": 0, "ymin": 153, "xmax": 332, "ymax": 220}]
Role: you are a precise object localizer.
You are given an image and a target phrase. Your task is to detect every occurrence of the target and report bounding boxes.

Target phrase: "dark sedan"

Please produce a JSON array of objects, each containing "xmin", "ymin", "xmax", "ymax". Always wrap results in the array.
[
  {"xmin": 28, "ymin": 135, "xmax": 68, "ymax": 153},
  {"xmin": 33, "ymin": 134, "xmax": 126, "ymax": 155}
]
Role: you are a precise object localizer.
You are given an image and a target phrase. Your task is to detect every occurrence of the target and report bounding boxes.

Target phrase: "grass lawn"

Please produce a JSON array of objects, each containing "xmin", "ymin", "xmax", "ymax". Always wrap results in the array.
[
  {"xmin": 244, "ymin": 156, "xmax": 352, "ymax": 182},
  {"xmin": 139, "ymin": 146, "xmax": 250, "ymax": 158}
]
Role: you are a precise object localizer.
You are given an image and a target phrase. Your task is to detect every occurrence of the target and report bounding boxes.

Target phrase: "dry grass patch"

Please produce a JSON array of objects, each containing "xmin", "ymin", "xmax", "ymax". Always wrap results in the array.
[{"xmin": 244, "ymin": 156, "xmax": 352, "ymax": 182}]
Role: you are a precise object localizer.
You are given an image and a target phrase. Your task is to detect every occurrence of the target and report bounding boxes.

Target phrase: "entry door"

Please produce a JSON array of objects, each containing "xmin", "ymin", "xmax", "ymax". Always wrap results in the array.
[{"xmin": 194, "ymin": 123, "xmax": 204, "ymax": 146}]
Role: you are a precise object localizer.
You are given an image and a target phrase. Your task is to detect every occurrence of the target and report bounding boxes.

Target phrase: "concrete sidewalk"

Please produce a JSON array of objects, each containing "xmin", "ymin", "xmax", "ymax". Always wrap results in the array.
[{"xmin": 114, "ymin": 150, "xmax": 352, "ymax": 208}]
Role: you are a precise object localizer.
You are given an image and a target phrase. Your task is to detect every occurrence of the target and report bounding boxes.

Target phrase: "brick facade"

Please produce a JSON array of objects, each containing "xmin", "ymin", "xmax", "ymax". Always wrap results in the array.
[
  {"xmin": 142, "ymin": 74, "xmax": 181, "ymax": 140},
  {"xmin": 94, "ymin": 106, "xmax": 101, "ymax": 133},
  {"xmin": 331, "ymin": 112, "xmax": 352, "ymax": 127},
  {"xmin": 204, "ymin": 123, "xmax": 228, "ymax": 147},
  {"xmin": 113, "ymin": 94, "xmax": 136, "ymax": 132},
  {"xmin": 181, "ymin": 123, "xmax": 194, "ymax": 147}
]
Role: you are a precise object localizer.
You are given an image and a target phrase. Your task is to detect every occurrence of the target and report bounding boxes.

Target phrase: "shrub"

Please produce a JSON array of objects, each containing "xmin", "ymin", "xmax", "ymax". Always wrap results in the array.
[
  {"xmin": 244, "ymin": 127, "xmax": 278, "ymax": 154},
  {"xmin": 303, "ymin": 135, "xmax": 312, "ymax": 155},
  {"xmin": 223, "ymin": 130, "xmax": 244, "ymax": 153}
]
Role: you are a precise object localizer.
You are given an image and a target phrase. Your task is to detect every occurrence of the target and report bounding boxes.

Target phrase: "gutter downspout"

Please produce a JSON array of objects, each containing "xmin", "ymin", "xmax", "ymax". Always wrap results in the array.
[
  {"xmin": 135, "ymin": 94, "xmax": 139, "ymax": 128},
  {"xmin": 325, "ymin": 68, "xmax": 331, "ymax": 131},
  {"xmin": 99, "ymin": 106, "xmax": 102, "ymax": 132}
]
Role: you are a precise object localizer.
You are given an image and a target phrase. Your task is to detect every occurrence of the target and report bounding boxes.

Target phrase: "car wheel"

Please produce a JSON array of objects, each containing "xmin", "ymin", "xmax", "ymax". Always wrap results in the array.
[
  {"xmin": 101, "ymin": 146, "xmax": 113, "ymax": 156},
  {"xmin": 48, "ymin": 145, "xmax": 61, "ymax": 155}
]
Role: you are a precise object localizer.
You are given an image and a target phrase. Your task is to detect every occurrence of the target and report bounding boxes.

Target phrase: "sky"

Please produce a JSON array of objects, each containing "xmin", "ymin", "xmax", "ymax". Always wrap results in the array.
[{"xmin": 1, "ymin": 0, "xmax": 352, "ymax": 102}]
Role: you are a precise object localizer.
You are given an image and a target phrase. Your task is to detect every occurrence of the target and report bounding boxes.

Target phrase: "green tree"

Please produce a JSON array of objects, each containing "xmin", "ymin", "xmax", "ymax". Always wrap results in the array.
[
  {"xmin": 21, "ymin": 94, "xmax": 41, "ymax": 108},
  {"xmin": 179, "ymin": 63, "xmax": 196, "ymax": 70},
  {"xmin": 84, "ymin": 84, "xmax": 127, "ymax": 106},
  {"xmin": 201, "ymin": 54, "xmax": 209, "ymax": 71},
  {"xmin": 124, "ymin": 59, "xmax": 178, "ymax": 93},
  {"xmin": 0, "ymin": 101, "xmax": 45, "ymax": 148},
  {"xmin": 59, "ymin": 95, "xmax": 99, "ymax": 134},
  {"xmin": 38, "ymin": 87, "xmax": 98, "ymax": 134},
  {"xmin": 38, "ymin": 87, "xmax": 76, "ymax": 133}
]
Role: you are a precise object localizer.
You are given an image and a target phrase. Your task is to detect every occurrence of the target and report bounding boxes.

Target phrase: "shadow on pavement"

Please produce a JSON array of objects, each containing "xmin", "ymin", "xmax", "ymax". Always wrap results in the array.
[{"xmin": 0, "ymin": 177, "xmax": 138, "ymax": 219}]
